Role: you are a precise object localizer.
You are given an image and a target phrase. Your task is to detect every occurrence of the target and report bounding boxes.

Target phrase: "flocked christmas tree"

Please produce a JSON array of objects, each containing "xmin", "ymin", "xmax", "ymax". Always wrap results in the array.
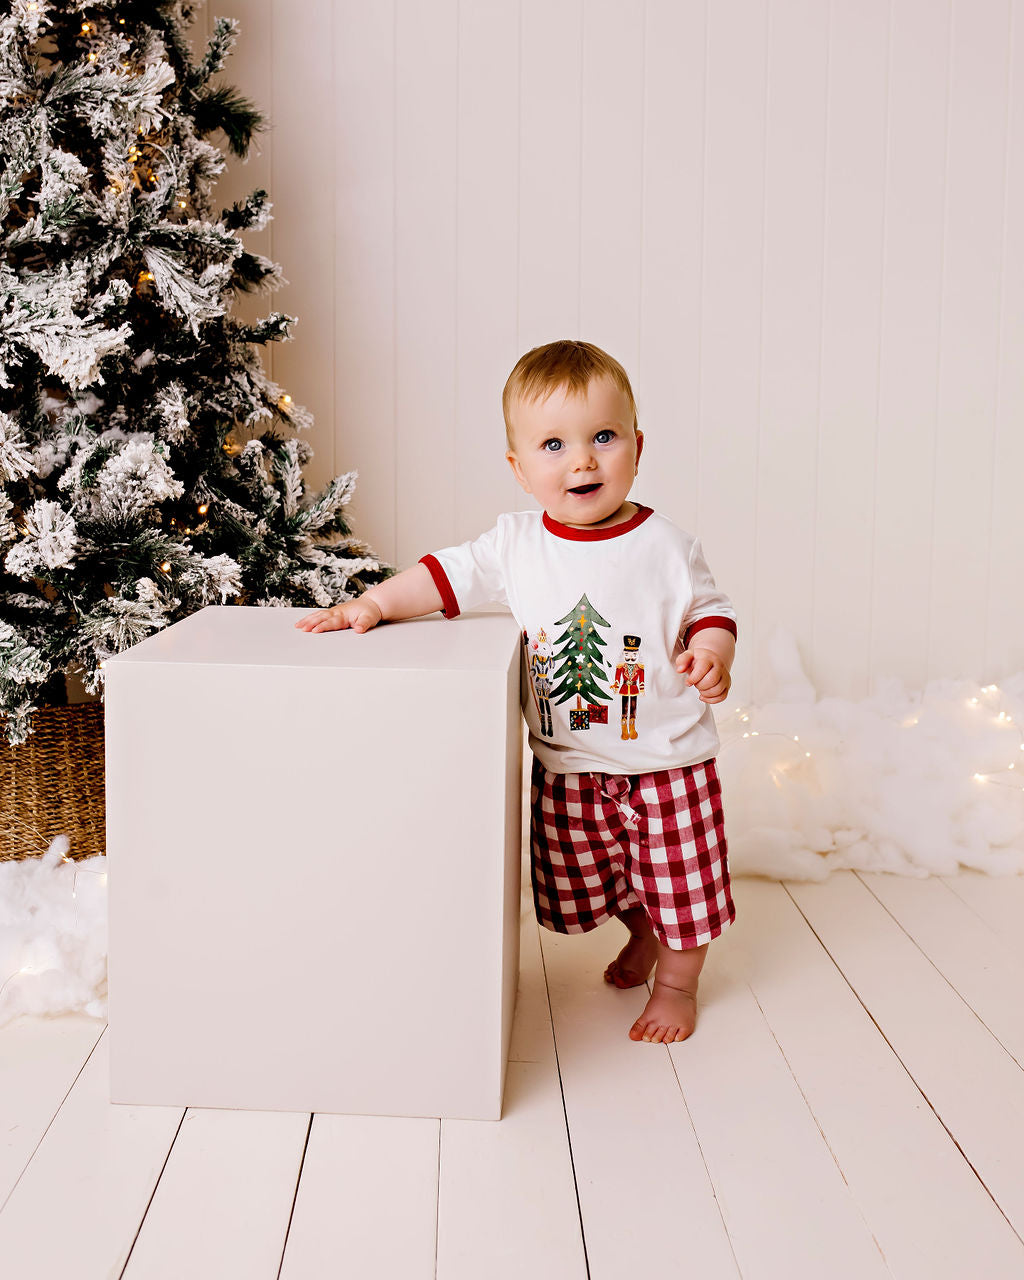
[
  {"xmin": 0, "ymin": 0, "xmax": 389, "ymax": 744},
  {"xmin": 551, "ymin": 594, "xmax": 612, "ymax": 728}
]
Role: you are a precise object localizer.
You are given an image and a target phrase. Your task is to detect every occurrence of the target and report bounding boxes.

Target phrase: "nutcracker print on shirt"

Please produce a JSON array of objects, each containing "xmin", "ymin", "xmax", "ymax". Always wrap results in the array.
[
  {"xmin": 612, "ymin": 635, "xmax": 645, "ymax": 740},
  {"xmin": 527, "ymin": 595, "xmax": 643, "ymax": 739},
  {"xmin": 525, "ymin": 627, "xmax": 555, "ymax": 736}
]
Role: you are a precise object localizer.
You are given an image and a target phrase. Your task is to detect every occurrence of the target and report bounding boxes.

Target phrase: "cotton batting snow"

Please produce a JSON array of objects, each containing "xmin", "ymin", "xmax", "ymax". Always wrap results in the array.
[
  {"xmin": 0, "ymin": 838, "xmax": 107, "ymax": 1029},
  {"xmin": 717, "ymin": 628, "xmax": 1024, "ymax": 881},
  {"xmin": 1, "ymin": 626, "xmax": 1022, "ymax": 1025}
]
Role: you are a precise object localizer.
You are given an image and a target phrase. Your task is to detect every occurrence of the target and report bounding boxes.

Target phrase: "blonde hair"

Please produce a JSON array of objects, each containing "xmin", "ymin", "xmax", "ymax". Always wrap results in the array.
[{"xmin": 502, "ymin": 340, "xmax": 638, "ymax": 447}]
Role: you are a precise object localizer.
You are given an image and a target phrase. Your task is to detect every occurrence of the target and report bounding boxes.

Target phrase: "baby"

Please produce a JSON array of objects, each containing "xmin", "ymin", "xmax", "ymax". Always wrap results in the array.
[{"xmin": 296, "ymin": 340, "xmax": 737, "ymax": 1044}]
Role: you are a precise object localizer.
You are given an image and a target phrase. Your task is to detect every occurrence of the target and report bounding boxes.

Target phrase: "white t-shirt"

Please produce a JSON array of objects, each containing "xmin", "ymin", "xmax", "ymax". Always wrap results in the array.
[{"xmin": 421, "ymin": 505, "xmax": 737, "ymax": 775}]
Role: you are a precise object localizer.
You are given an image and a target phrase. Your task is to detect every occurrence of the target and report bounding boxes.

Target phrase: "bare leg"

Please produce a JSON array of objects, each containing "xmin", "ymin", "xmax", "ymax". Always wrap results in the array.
[
  {"xmin": 603, "ymin": 906, "xmax": 659, "ymax": 988},
  {"xmin": 628, "ymin": 941, "xmax": 708, "ymax": 1043}
]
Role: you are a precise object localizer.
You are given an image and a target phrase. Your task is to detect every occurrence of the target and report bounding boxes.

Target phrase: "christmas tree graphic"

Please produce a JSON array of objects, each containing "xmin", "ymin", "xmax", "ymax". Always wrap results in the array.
[{"xmin": 551, "ymin": 594, "xmax": 612, "ymax": 730}]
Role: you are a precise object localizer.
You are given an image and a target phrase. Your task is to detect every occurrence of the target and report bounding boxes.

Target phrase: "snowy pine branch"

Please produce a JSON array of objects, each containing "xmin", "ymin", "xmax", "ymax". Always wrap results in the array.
[{"xmin": 0, "ymin": 0, "xmax": 390, "ymax": 742}]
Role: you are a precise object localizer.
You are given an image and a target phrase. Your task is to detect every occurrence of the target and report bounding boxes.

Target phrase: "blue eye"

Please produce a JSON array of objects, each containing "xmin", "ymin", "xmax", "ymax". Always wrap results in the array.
[
  {"xmin": 543, "ymin": 439, "xmax": 563, "ymax": 452},
  {"xmin": 594, "ymin": 429, "xmax": 614, "ymax": 444}
]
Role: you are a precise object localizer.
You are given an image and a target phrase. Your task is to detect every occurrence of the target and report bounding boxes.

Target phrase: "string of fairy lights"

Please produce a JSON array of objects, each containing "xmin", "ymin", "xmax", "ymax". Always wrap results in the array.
[
  {"xmin": 2, "ymin": 680, "xmax": 1021, "ymax": 1016},
  {"xmin": 717, "ymin": 682, "xmax": 1024, "ymax": 795}
]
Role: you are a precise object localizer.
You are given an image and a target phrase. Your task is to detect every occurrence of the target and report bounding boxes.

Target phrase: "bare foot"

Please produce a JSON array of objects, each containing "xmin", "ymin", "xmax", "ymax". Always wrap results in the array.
[
  {"xmin": 603, "ymin": 931, "xmax": 659, "ymax": 988},
  {"xmin": 628, "ymin": 979, "xmax": 698, "ymax": 1043}
]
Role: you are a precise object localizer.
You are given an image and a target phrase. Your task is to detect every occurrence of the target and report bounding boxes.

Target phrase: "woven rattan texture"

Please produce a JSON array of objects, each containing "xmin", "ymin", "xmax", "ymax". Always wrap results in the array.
[{"xmin": 0, "ymin": 703, "xmax": 106, "ymax": 862}]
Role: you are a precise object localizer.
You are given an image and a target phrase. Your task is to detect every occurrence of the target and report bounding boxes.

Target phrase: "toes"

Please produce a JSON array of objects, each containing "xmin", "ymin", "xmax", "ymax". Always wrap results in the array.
[{"xmin": 628, "ymin": 1019, "xmax": 646, "ymax": 1041}]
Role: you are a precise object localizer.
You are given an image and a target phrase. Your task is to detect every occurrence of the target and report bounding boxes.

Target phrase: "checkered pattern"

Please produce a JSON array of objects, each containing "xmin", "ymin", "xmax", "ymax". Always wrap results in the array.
[{"xmin": 529, "ymin": 756, "xmax": 736, "ymax": 951}]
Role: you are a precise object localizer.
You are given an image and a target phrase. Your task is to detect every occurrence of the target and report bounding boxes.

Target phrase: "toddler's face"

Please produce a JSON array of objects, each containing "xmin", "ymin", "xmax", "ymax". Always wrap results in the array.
[{"xmin": 505, "ymin": 376, "xmax": 643, "ymax": 529}]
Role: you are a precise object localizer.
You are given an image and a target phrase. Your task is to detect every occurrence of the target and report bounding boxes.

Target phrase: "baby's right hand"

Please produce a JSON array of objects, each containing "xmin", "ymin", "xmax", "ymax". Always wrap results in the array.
[{"xmin": 294, "ymin": 596, "xmax": 384, "ymax": 633}]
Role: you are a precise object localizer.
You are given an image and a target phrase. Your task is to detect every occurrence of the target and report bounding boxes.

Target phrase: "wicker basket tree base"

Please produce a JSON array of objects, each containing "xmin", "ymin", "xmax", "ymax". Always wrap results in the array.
[{"xmin": 0, "ymin": 703, "xmax": 106, "ymax": 862}]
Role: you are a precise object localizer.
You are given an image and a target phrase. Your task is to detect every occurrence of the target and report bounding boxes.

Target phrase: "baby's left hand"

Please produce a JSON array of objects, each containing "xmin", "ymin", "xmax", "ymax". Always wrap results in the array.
[{"xmin": 676, "ymin": 648, "xmax": 731, "ymax": 704}]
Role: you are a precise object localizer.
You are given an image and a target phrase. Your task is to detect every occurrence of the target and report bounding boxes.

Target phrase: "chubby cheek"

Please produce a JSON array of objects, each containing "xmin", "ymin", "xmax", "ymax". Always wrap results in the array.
[{"xmin": 529, "ymin": 461, "xmax": 564, "ymax": 495}]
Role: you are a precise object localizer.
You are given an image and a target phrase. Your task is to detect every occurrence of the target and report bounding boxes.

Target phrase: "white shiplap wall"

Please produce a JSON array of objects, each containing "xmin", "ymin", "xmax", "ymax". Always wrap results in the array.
[{"xmin": 206, "ymin": 0, "xmax": 1024, "ymax": 704}]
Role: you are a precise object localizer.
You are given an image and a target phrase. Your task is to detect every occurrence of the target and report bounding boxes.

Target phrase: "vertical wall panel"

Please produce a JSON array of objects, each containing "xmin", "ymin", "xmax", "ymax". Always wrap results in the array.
[
  {"xmin": 928, "ymin": 0, "xmax": 1011, "ymax": 680},
  {"xmin": 813, "ymin": 0, "xmax": 889, "ymax": 700},
  {"xmin": 872, "ymin": 0, "xmax": 949, "ymax": 691},
  {"xmin": 394, "ymin": 0, "xmax": 459, "ymax": 564},
  {"xmin": 578, "ymin": 0, "xmax": 645, "ymax": 378},
  {"xmin": 700, "ymin": 0, "xmax": 769, "ymax": 704},
  {"xmin": 637, "ymin": 0, "xmax": 707, "ymax": 530},
  {"xmin": 270, "ymin": 0, "xmax": 336, "ymax": 494},
  {"xmin": 988, "ymin": 1, "xmax": 1024, "ymax": 681},
  {"xmin": 754, "ymin": 0, "xmax": 829, "ymax": 702},
  {"xmin": 334, "ymin": 2, "xmax": 397, "ymax": 565},
  {"xmin": 517, "ymin": 1, "xmax": 582, "ymax": 344},
  {"xmin": 455, "ymin": 1, "xmax": 522, "ymax": 545}
]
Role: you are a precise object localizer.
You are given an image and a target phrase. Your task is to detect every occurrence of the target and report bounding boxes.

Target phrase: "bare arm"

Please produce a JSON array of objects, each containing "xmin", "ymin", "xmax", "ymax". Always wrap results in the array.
[{"xmin": 294, "ymin": 562, "xmax": 444, "ymax": 633}]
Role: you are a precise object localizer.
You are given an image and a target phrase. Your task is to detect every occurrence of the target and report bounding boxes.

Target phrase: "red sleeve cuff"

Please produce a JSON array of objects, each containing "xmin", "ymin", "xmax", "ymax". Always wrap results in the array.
[
  {"xmin": 683, "ymin": 615, "xmax": 737, "ymax": 648},
  {"xmin": 419, "ymin": 554, "xmax": 460, "ymax": 619}
]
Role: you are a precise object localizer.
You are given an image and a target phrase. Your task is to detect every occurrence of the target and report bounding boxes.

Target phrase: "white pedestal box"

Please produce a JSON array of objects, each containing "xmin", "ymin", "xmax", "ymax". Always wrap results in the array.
[{"xmin": 105, "ymin": 605, "xmax": 523, "ymax": 1121}]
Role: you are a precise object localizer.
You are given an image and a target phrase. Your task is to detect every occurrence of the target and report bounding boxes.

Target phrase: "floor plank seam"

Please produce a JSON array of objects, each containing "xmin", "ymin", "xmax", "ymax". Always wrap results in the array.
[
  {"xmin": 781, "ymin": 880, "xmax": 1024, "ymax": 1253},
  {"xmin": 537, "ymin": 926, "xmax": 592, "ymax": 1280},
  {"xmin": 117, "ymin": 1103, "xmax": 188, "ymax": 1279},
  {"xmin": 662, "ymin": 1033, "xmax": 744, "ymax": 1279},
  {"xmin": 937, "ymin": 875, "xmax": 1008, "ymax": 937},
  {"xmin": 744, "ymin": 982, "xmax": 895, "ymax": 1277},
  {"xmin": 275, "ymin": 1112, "xmax": 314, "ymax": 1280},
  {"xmin": 852, "ymin": 871, "xmax": 1024, "ymax": 1072},
  {"xmin": 0, "ymin": 1019, "xmax": 107, "ymax": 1218}
]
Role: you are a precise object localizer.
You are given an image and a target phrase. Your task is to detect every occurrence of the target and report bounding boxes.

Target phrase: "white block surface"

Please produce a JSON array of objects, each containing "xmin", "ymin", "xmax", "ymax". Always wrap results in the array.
[{"xmin": 105, "ymin": 606, "xmax": 523, "ymax": 1120}]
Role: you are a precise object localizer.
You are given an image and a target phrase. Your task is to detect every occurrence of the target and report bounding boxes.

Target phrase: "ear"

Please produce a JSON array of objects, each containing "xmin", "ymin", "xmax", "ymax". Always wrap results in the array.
[
  {"xmin": 506, "ymin": 450, "xmax": 532, "ymax": 494},
  {"xmin": 634, "ymin": 428, "xmax": 644, "ymax": 474}
]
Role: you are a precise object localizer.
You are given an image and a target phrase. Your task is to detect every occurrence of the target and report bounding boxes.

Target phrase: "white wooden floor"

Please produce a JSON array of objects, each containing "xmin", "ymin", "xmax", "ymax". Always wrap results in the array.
[{"xmin": 2, "ymin": 865, "xmax": 1024, "ymax": 1279}]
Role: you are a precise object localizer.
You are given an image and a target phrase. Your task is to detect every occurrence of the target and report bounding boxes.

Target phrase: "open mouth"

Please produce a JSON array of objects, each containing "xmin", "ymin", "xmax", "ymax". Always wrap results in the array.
[{"xmin": 568, "ymin": 483, "xmax": 602, "ymax": 496}]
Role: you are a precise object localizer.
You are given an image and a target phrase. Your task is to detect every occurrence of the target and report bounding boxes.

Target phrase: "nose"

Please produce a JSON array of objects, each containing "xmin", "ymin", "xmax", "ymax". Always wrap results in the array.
[{"xmin": 570, "ymin": 444, "xmax": 598, "ymax": 472}]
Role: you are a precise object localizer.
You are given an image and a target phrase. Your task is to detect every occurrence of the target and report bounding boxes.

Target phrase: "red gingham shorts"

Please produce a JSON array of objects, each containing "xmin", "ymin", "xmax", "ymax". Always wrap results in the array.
[{"xmin": 530, "ymin": 756, "xmax": 736, "ymax": 951}]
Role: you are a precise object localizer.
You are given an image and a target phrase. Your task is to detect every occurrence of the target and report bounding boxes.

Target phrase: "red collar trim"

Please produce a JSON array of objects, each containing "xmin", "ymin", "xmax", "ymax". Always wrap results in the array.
[{"xmin": 542, "ymin": 504, "xmax": 653, "ymax": 542}]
